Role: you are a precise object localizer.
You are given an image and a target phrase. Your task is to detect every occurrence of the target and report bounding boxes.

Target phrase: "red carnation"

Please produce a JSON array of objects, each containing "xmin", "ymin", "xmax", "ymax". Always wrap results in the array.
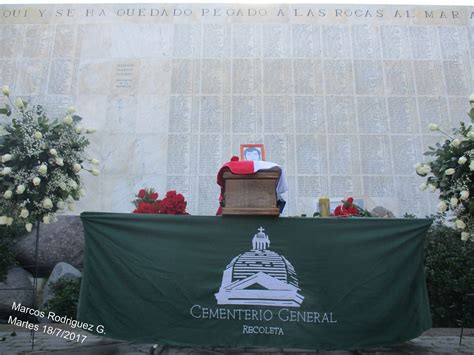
[
  {"xmin": 230, "ymin": 156, "xmax": 239, "ymax": 162},
  {"xmin": 149, "ymin": 192, "xmax": 159, "ymax": 200},
  {"xmin": 166, "ymin": 190, "xmax": 177, "ymax": 198},
  {"xmin": 137, "ymin": 189, "xmax": 146, "ymax": 199},
  {"xmin": 134, "ymin": 202, "xmax": 149, "ymax": 214},
  {"xmin": 158, "ymin": 199, "xmax": 172, "ymax": 214}
]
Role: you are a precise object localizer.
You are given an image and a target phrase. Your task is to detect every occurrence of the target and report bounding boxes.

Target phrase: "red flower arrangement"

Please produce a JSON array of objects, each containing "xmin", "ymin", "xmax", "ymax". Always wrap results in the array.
[
  {"xmin": 132, "ymin": 188, "xmax": 188, "ymax": 215},
  {"xmin": 332, "ymin": 197, "xmax": 372, "ymax": 217},
  {"xmin": 334, "ymin": 197, "xmax": 359, "ymax": 217},
  {"xmin": 159, "ymin": 190, "xmax": 187, "ymax": 215}
]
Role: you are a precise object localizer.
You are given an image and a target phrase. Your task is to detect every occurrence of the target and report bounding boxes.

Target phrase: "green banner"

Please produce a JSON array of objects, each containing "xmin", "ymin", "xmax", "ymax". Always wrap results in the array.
[{"xmin": 78, "ymin": 212, "xmax": 432, "ymax": 350}]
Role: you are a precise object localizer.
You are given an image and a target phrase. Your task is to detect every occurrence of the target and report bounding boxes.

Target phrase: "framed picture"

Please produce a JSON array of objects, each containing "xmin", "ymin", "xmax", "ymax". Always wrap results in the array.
[{"xmin": 240, "ymin": 144, "xmax": 265, "ymax": 161}]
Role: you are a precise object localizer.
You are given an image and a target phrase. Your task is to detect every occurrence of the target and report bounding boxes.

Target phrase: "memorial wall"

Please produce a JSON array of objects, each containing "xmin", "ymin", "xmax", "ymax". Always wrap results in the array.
[{"xmin": 0, "ymin": 4, "xmax": 473, "ymax": 216}]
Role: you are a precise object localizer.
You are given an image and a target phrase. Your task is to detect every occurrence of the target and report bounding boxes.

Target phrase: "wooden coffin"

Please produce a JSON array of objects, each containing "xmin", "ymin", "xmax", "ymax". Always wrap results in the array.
[{"xmin": 221, "ymin": 168, "xmax": 280, "ymax": 216}]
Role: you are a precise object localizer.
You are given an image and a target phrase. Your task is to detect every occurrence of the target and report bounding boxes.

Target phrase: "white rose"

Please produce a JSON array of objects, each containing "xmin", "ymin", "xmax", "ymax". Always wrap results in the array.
[
  {"xmin": 16, "ymin": 185, "xmax": 25, "ymax": 194},
  {"xmin": 38, "ymin": 164, "xmax": 47, "ymax": 175},
  {"xmin": 79, "ymin": 188, "xmax": 85, "ymax": 196},
  {"xmin": 42, "ymin": 198, "xmax": 53, "ymax": 209},
  {"xmin": 1, "ymin": 167, "xmax": 12, "ymax": 175},
  {"xmin": 429, "ymin": 123, "xmax": 439, "ymax": 131},
  {"xmin": 73, "ymin": 163, "xmax": 82, "ymax": 173},
  {"xmin": 3, "ymin": 190, "xmax": 12, "ymax": 199},
  {"xmin": 91, "ymin": 168, "xmax": 100, "ymax": 176},
  {"xmin": 34, "ymin": 131, "xmax": 42, "ymax": 140},
  {"xmin": 69, "ymin": 180, "xmax": 78, "ymax": 190},
  {"xmin": 421, "ymin": 165, "xmax": 431, "ymax": 174},
  {"xmin": 419, "ymin": 182, "xmax": 427, "ymax": 191},
  {"xmin": 85, "ymin": 128, "xmax": 96, "ymax": 133},
  {"xmin": 461, "ymin": 232, "xmax": 470, "ymax": 241},
  {"xmin": 415, "ymin": 163, "xmax": 431, "ymax": 175},
  {"xmin": 450, "ymin": 197, "xmax": 458, "ymax": 207},
  {"xmin": 437, "ymin": 201, "xmax": 448, "ymax": 213},
  {"xmin": 458, "ymin": 156, "xmax": 467, "ymax": 165},
  {"xmin": 468, "ymin": 131, "xmax": 474, "ymax": 139},
  {"xmin": 67, "ymin": 106, "xmax": 75, "ymax": 114},
  {"xmin": 445, "ymin": 168, "xmax": 455, "ymax": 176},
  {"xmin": 43, "ymin": 215, "xmax": 50, "ymax": 224},
  {"xmin": 57, "ymin": 200, "xmax": 65, "ymax": 209},
  {"xmin": 32, "ymin": 177, "xmax": 41, "ymax": 186},
  {"xmin": 470, "ymin": 161, "xmax": 474, "ymax": 171},
  {"xmin": 451, "ymin": 139, "xmax": 461, "ymax": 147},
  {"xmin": 455, "ymin": 219, "xmax": 466, "ymax": 230},
  {"xmin": 428, "ymin": 184, "xmax": 437, "ymax": 192},
  {"xmin": 63, "ymin": 115, "xmax": 73, "ymax": 125},
  {"xmin": 1, "ymin": 154, "xmax": 12, "ymax": 163},
  {"xmin": 68, "ymin": 202, "xmax": 75, "ymax": 211},
  {"xmin": 20, "ymin": 209, "xmax": 29, "ymax": 218},
  {"xmin": 6, "ymin": 217, "xmax": 13, "ymax": 226},
  {"xmin": 25, "ymin": 223, "xmax": 33, "ymax": 232},
  {"xmin": 91, "ymin": 159, "xmax": 100, "ymax": 166},
  {"xmin": 0, "ymin": 216, "xmax": 7, "ymax": 225},
  {"xmin": 460, "ymin": 191, "xmax": 470, "ymax": 200},
  {"xmin": 49, "ymin": 148, "xmax": 58, "ymax": 156},
  {"xmin": 15, "ymin": 98, "xmax": 24, "ymax": 109},
  {"xmin": 75, "ymin": 125, "xmax": 83, "ymax": 134},
  {"xmin": 55, "ymin": 157, "xmax": 64, "ymax": 166},
  {"xmin": 2, "ymin": 85, "xmax": 9, "ymax": 96}
]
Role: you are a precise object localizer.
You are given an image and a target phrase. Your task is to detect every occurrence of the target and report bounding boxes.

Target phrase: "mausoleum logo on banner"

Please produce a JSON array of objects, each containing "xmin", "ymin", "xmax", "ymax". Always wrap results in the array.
[{"xmin": 215, "ymin": 227, "xmax": 304, "ymax": 307}]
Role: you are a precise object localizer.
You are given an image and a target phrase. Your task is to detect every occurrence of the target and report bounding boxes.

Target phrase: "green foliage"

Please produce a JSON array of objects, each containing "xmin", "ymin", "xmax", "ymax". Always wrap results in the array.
[
  {"xmin": 353, "ymin": 205, "xmax": 373, "ymax": 217},
  {"xmin": 45, "ymin": 278, "xmax": 82, "ymax": 319},
  {"xmin": 425, "ymin": 220, "xmax": 474, "ymax": 327}
]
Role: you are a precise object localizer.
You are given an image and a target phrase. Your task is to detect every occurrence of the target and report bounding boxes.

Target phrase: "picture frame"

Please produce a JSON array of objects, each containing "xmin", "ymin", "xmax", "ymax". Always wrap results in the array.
[{"xmin": 240, "ymin": 144, "xmax": 265, "ymax": 161}]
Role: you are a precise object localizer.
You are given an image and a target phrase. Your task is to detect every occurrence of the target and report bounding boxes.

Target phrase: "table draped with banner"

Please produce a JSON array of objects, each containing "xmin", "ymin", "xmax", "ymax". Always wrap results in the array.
[{"xmin": 78, "ymin": 212, "xmax": 432, "ymax": 350}]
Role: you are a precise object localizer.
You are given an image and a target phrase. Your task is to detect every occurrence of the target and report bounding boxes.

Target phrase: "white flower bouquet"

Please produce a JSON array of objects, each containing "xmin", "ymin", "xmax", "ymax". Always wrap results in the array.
[
  {"xmin": 416, "ymin": 95, "xmax": 473, "ymax": 241},
  {"xmin": 0, "ymin": 86, "xmax": 99, "ymax": 231}
]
